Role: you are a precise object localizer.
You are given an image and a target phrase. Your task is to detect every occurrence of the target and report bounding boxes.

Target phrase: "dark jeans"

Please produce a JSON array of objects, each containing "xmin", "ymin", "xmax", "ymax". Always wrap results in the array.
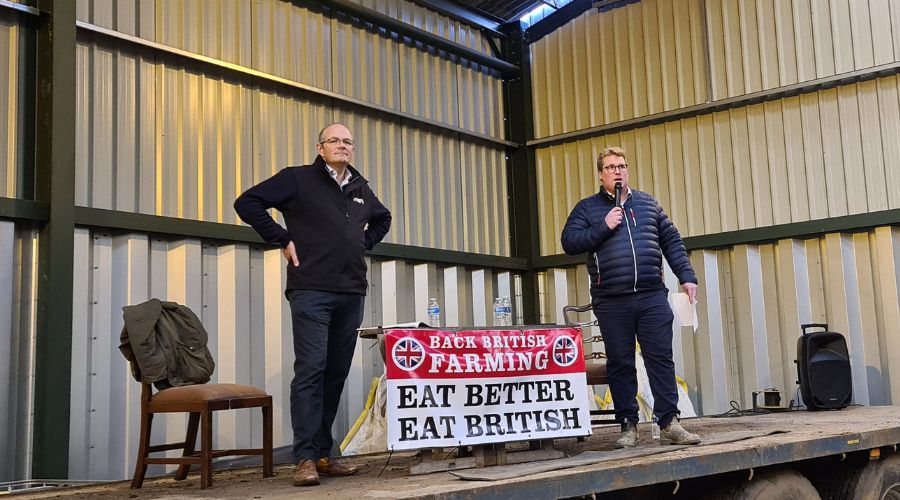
[
  {"xmin": 287, "ymin": 289, "xmax": 365, "ymax": 462},
  {"xmin": 593, "ymin": 289, "xmax": 679, "ymax": 428}
]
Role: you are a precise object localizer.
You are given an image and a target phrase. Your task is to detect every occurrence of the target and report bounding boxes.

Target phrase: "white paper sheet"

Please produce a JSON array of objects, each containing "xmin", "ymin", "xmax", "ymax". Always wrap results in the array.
[{"xmin": 670, "ymin": 292, "xmax": 698, "ymax": 332}]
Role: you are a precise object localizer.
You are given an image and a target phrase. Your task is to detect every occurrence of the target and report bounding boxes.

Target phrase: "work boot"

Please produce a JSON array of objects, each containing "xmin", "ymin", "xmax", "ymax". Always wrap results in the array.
[
  {"xmin": 661, "ymin": 419, "xmax": 701, "ymax": 445},
  {"xmin": 615, "ymin": 421, "xmax": 638, "ymax": 448},
  {"xmin": 293, "ymin": 459, "xmax": 319, "ymax": 486},
  {"xmin": 316, "ymin": 457, "xmax": 359, "ymax": 476}
]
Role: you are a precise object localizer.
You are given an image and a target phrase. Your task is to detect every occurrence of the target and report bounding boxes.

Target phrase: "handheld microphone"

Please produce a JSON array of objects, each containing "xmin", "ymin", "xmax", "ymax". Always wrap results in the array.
[{"xmin": 614, "ymin": 182, "xmax": 622, "ymax": 208}]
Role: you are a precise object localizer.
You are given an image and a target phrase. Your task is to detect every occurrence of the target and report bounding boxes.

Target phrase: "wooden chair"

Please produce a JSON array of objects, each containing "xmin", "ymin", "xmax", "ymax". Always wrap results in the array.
[
  {"xmin": 131, "ymin": 382, "xmax": 274, "ymax": 489},
  {"xmin": 563, "ymin": 304, "xmax": 616, "ymax": 425}
]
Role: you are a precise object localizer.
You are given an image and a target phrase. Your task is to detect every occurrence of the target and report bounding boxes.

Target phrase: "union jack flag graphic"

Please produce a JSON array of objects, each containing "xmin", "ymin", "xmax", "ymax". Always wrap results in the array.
[
  {"xmin": 392, "ymin": 337, "xmax": 425, "ymax": 371},
  {"xmin": 552, "ymin": 335, "xmax": 579, "ymax": 367}
]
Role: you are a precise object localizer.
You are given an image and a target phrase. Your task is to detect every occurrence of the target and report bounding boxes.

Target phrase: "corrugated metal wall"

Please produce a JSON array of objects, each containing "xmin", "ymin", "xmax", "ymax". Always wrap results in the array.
[
  {"xmin": 531, "ymin": 0, "xmax": 900, "ymax": 138},
  {"xmin": 74, "ymin": 0, "xmax": 503, "ymax": 139},
  {"xmin": 74, "ymin": 0, "xmax": 509, "ymax": 254},
  {"xmin": 705, "ymin": 0, "xmax": 900, "ymax": 98},
  {"xmin": 536, "ymin": 73, "xmax": 900, "ymax": 254},
  {"xmin": 530, "ymin": 0, "xmax": 900, "ymax": 418},
  {"xmin": 66, "ymin": 228, "xmax": 519, "ymax": 480},
  {"xmin": 0, "ymin": 10, "xmax": 24, "ymax": 199},
  {"xmin": 0, "ymin": 222, "xmax": 38, "ymax": 482},
  {"xmin": 540, "ymin": 227, "xmax": 900, "ymax": 414},
  {"xmin": 531, "ymin": 0, "xmax": 708, "ymax": 138}
]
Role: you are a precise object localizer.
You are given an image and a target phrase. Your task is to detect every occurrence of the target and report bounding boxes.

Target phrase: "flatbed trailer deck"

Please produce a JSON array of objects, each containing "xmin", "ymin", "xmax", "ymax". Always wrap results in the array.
[{"xmin": 25, "ymin": 405, "xmax": 900, "ymax": 499}]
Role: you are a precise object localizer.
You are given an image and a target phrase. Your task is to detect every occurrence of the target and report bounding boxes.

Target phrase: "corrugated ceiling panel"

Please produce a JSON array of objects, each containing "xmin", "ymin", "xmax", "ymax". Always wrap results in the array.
[
  {"xmin": 531, "ymin": 0, "xmax": 707, "ymax": 139},
  {"xmin": 0, "ymin": 222, "xmax": 38, "ymax": 481},
  {"xmin": 537, "ymin": 74, "xmax": 900, "ymax": 256},
  {"xmin": 540, "ymin": 226, "xmax": 900, "ymax": 415},
  {"xmin": 0, "ymin": 15, "xmax": 22, "ymax": 199},
  {"xmin": 707, "ymin": 0, "xmax": 900, "ymax": 100}
]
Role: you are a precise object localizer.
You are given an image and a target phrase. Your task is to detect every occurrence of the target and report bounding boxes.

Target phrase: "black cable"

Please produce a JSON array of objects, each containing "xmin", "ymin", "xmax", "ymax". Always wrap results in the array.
[
  {"xmin": 708, "ymin": 400, "xmax": 770, "ymax": 418},
  {"xmin": 378, "ymin": 448, "xmax": 394, "ymax": 477}
]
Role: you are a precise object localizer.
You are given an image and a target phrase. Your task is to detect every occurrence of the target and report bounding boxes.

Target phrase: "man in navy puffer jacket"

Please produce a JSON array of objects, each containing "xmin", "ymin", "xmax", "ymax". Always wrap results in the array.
[{"xmin": 561, "ymin": 146, "xmax": 701, "ymax": 448}]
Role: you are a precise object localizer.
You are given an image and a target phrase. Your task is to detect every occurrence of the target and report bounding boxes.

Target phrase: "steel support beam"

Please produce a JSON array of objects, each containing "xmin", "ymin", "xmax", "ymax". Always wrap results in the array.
[
  {"xmin": 502, "ymin": 21, "xmax": 539, "ymax": 323},
  {"xmin": 532, "ymin": 208, "xmax": 900, "ymax": 270},
  {"xmin": 0, "ymin": 197, "xmax": 48, "ymax": 223},
  {"xmin": 69, "ymin": 207, "xmax": 527, "ymax": 271},
  {"xmin": 32, "ymin": 0, "xmax": 76, "ymax": 478},
  {"xmin": 309, "ymin": 0, "xmax": 519, "ymax": 76},
  {"xmin": 0, "ymin": 0, "xmax": 39, "ymax": 16},
  {"xmin": 407, "ymin": 0, "xmax": 503, "ymax": 36}
]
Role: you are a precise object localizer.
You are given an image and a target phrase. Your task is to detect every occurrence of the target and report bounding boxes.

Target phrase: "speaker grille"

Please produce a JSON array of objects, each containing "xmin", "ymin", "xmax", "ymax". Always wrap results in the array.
[{"xmin": 797, "ymin": 331, "xmax": 852, "ymax": 410}]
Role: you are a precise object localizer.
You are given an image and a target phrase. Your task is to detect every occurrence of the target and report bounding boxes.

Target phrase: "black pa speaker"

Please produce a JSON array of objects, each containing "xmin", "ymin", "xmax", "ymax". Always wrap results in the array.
[{"xmin": 795, "ymin": 323, "xmax": 852, "ymax": 410}]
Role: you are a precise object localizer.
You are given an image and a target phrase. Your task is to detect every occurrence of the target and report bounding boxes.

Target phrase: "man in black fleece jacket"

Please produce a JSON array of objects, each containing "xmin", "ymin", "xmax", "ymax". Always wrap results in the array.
[
  {"xmin": 234, "ymin": 123, "xmax": 391, "ymax": 486},
  {"xmin": 561, "ymin": 146, "xmax": 700, "ymax": 449}
]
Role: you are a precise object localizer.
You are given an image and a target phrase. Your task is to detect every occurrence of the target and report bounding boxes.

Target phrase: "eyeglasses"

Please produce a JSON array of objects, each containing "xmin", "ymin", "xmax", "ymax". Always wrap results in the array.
[
  {"xmin": 320, "ymin": 137, "xmax": 356, "ymax": 147},
  {"xmin": 602, "ymin": 164, "xmax": 628, "ymax": 173}
]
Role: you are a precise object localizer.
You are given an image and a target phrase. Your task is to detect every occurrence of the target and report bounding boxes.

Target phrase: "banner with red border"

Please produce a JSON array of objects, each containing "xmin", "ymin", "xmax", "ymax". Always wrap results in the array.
[{"xmin": 385, "ymin": 328, "xmax": 591, "ymax": 450}]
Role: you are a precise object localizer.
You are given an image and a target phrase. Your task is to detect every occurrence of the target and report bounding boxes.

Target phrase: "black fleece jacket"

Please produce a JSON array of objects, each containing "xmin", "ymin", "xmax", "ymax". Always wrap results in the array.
[
  {"xmin": 234, "ymin": 155, "xmax": 391, "ymax": 295},
  {"xmin": 560, "ymin": 188, "xmax": 696, "ymax": 303}
]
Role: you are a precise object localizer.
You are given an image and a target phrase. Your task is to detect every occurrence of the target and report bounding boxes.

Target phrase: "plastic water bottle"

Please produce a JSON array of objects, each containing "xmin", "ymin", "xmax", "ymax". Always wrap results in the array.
[
  {"xmin": 501, "ymin": 296, "xmax": 512, "ymax": 326},
  {"xmin": 427, "ymin": 298, "xmax": 440, "ymax": 326},
  {"xmin": 651, "ymin": 415, "xmax": 660, "ymax": 441},
  {"xmin": 493, "ymin": 297, "xmax": 503, "ymax": 326}
]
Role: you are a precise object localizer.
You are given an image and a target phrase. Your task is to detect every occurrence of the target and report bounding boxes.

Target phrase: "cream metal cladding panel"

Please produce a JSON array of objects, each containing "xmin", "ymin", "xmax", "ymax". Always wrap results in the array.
[
  {"xmin": 76, "ymin": 0, "xmax": 504, "ymax": 138},
  {"xmin": 532, "ymin": 0, "xmax": 900, "ymax": 139},
  {"xmin": 0, "ymin": 222, "xmax": 38, "ymax": 481},
  {"xmin": 459, "ymin": 142, "xmax": 509, "ymax": 257},
  {"xmin": 356, "ymin": 0, "xmax": 503, "ymax": 137},
  {"xmin": 75, "ymin": 42, "xmax": 259, "ymax": 223},
  {"xmin": 67, "ymin": 228, "xmax": 520, "ymax": 480},
  {"xmin": 331, "ymin": 0, "xmax": 401, "ymax": 110},
  {"xmin": 253, "ymin": 0, "xmax": 331, "ymax": 90},
  {"xmin": 705, "ymin": 0, "xmax": 900, "ymax": 100},
  {"xmin": 531, "ymin": 0, "xmax": 707, "ymax": 139},
  {"xmin": 75, "ymin": 0, "xmax": 155, "ymax": 39},
  {"xmin": 536, "ymin": 74, "xmax": 900, "ymax": 256},
  {"xmin": 1, "ymin": 12, "xmax": 24, "ymax": 199},
  {"xmin": 401, "ymin": 128, "xmax": 463, "ymax": 250},
  {"xmin": 541, "ymin": 227, "xmax": 900, "ymax": 416},
  {"xmin": 75, "ymin": 1, "xmax": 509, "ymax": 254}
]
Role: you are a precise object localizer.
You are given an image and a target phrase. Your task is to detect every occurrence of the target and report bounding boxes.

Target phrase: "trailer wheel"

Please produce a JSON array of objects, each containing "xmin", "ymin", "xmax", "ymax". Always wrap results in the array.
[
  {"xmin": 709, "ymin": 470, "xmax": 820, "ymax": 499},
  {"xmin": 814, "ymin": 454, "xmax": 900, "ymax": 500}
]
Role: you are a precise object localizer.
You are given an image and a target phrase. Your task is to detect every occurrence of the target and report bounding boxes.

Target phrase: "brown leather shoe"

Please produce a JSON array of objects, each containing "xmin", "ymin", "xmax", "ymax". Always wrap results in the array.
[
  {"xmin": 293, "ymin": 459, "xmax": 319, "ymax": 486},
  {"xmin": 316, "ymin": 457, "xmax": 358, "ymax": 477}
]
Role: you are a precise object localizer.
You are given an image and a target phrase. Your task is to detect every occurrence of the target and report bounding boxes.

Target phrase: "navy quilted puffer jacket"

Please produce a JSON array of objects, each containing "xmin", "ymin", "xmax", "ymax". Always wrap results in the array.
[{"xmin": 560, "ymin": 188, "xmax": 697, "ymax": 302}]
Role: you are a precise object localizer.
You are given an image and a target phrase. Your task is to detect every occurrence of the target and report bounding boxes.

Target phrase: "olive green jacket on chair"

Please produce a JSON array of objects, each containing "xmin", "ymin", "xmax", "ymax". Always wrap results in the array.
[{"xmin": 119, "ymin": 298, "xmax": 216, "ymax": 390}]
